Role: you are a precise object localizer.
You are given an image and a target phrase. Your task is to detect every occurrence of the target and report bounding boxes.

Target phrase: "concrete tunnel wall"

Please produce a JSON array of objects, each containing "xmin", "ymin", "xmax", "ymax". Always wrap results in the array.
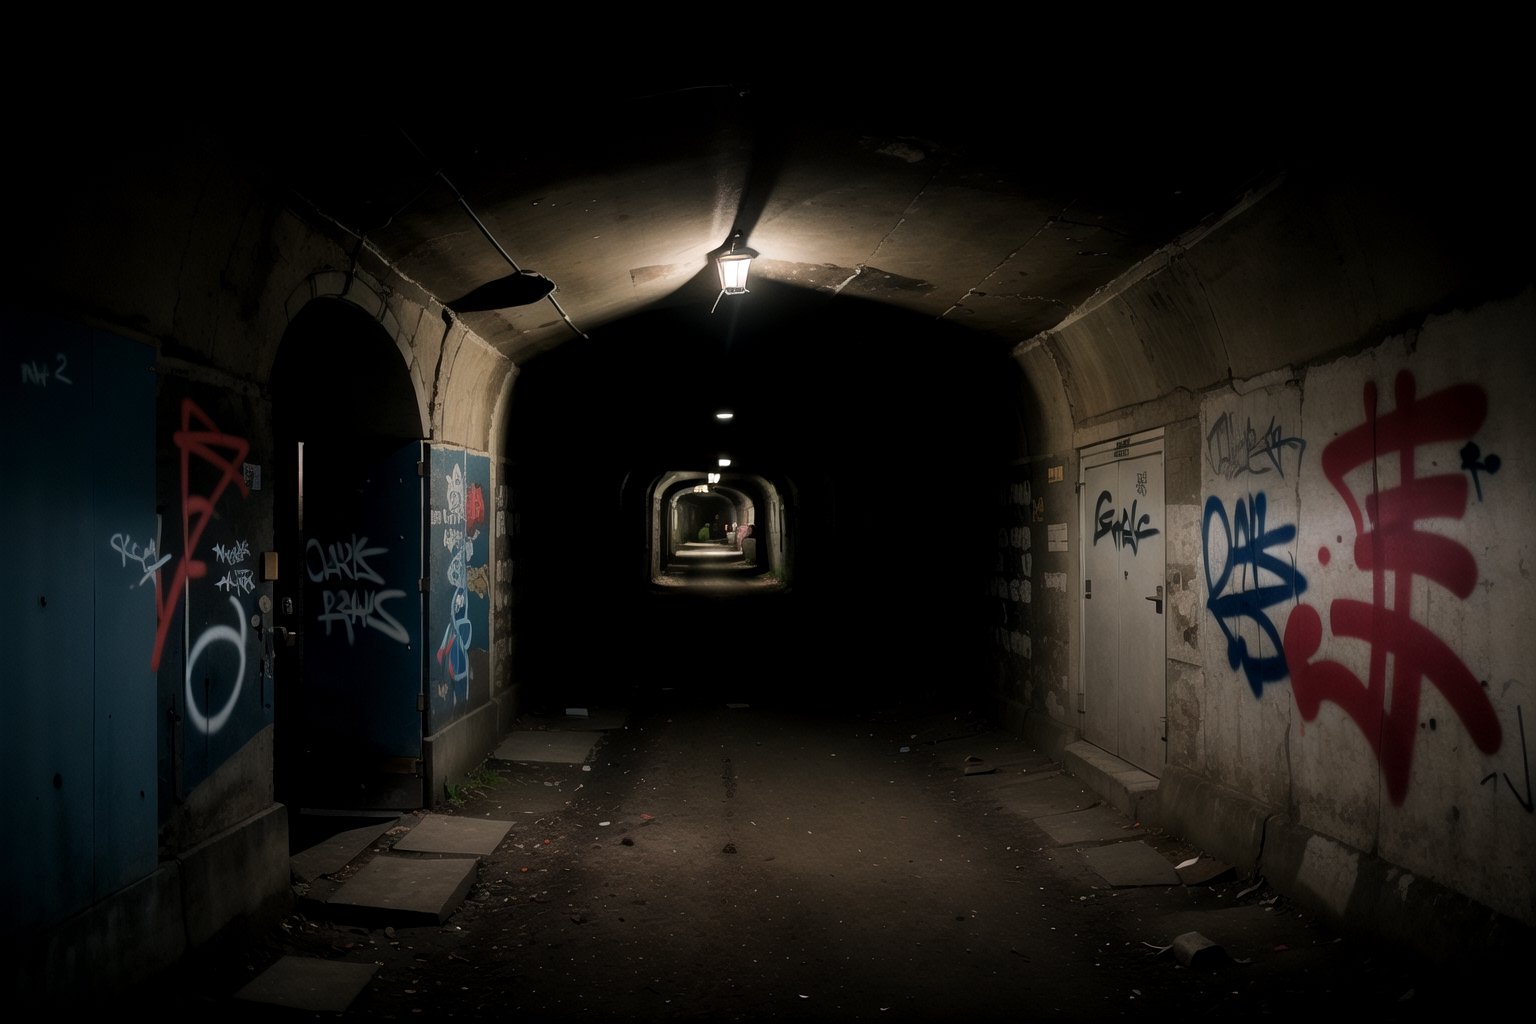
[
  {"xmin": 3, "ymin": 132, "xmax": 518, "ymax": 1001},
  {"xmin": 991, "ymin": 164, "xmax": 1535, "ymax": 951}
]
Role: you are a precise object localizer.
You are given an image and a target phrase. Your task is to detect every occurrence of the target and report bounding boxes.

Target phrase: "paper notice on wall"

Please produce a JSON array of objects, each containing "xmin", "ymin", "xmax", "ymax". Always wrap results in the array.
[{"xmin": 1048, "ymin": 523, "xmax": 1068, "ymax": 552}]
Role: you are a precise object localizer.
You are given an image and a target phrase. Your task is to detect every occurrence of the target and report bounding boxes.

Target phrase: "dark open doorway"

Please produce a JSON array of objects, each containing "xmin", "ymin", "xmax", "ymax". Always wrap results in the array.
[{"xmin": 270, "ymin": 298, "xmax": 428, "ymax": 816}]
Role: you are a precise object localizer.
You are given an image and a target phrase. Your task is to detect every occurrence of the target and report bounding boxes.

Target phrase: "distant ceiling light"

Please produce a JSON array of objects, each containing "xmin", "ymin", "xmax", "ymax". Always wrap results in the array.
[
  {"xmin": 711, "ymin": 232, "xmax": 758, "ymax": 314},
  {"xmin": 717, "ymin": 457, "xmax": 732, "ymax": 468},
  {"xmin": 708, "ymin": 472, "xmax": 721, "ymax": 484},
  {"xmin": 715, "ymin": 410, "xmax": 735, "ymax": 421}
]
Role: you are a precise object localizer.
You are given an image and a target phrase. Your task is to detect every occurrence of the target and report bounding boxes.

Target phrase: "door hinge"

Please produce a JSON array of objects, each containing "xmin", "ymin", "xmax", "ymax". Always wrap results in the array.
[
  {"xmin": 419, "ymin": 577, "xmax": 429, "ymax": 592},
  {"xmin": 1078, "ymin": 691, "xmax": 1086, "ymax": 714},
  {"xmin": 417, "ymin": 693, "xmax": 426, "ymax": 713},
  {"xmin": 416, "ymin": 461, "xmax": 427, "ymax": 477}
]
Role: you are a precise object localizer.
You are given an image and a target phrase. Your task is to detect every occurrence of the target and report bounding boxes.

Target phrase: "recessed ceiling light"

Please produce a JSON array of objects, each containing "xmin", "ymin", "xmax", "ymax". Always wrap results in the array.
[
  {"xmin": 718, "ymin": 457, "xmax": 732, "ymax": 468},
  {"xmin": 715, "ymin": 410, "xmax": 735, "ymax": 421}
]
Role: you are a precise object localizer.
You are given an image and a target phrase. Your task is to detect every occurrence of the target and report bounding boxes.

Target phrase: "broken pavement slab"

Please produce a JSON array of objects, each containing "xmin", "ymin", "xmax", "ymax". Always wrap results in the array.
[
  {"xmin": 391, "ymin": 814, "xmax": 513, "ymax": 857},
  {"xmin": 291, "ymin": 818, "xmax": 400, "ymax": 883},
  {"xmin": 558, "ymin": 708, "xmax": 627, "ymax": 731},
  {"xmin": 234, "ymin": 956, "xmax": 379, "ymax": 1012},
  {"xmin": 1035, "ymin": 804, "xmax": 1146, "ymax": 845},
  {"xmin": 1080, "ymin": 840, "xmax": 1182, "ymax": 887},
  {"xmin": 494, "ymin": 730, "xmax": 605, "ymax": 765},
  {"xmin": 323, "ymin": 856, "xmax": 480, "ymax": 926}
]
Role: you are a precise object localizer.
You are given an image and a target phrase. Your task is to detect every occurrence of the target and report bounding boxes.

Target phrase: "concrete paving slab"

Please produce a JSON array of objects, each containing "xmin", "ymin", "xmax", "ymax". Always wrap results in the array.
[
  {"xmin": 984, "ymin": 772, "xmax": 1100, "ymax": 819},
  {"xmin": 553, "ymin": 708, "xmax": 627, "ymax": 731},
  {"xmin": 392, "ymin": 814, "xmax": 513, "ymax": 856},
  {"xmin": 1035, "ymin": 804, "xmax": 1145, "ymax": 845},
  {"xmin": 291, "ymin": 820, "xmax": 398, "ymax": 883},
  {"xmin": 1081, "ymin": 840, "xmax": 1182, "ymax": 886},
  {"xmin": 325, "ymin": 856, "xmax": 479, "ymax": 926},
  {"xmin": 234, "ymin": 956, "xmax": 379, "ymax": 1012},
  {"xmin": 494, "ymin": 730, "xmax": 604, "ymax": 765}
]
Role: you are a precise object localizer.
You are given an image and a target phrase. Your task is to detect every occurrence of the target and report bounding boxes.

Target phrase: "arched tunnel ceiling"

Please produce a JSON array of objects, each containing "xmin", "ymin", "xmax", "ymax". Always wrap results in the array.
[
  {"xmin": 246, "ymin": 80, "xmax": 1334, "ymax": 367},
  {"xmin": 14, "ymin": 68, "xmax": 1516, "ymax": 407}
]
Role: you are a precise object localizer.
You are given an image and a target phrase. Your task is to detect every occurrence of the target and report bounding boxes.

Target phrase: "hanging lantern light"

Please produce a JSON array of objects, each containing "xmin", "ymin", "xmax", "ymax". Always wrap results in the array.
[{"xmin": 711, "ymin": 232, "xmax": 758, "ymax": 313}]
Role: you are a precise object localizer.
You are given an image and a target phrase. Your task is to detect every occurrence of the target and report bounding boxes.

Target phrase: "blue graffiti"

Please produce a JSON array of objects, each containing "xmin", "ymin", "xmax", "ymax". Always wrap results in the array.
[
  {"xmin": 1203, "ymin": 493, "xmax": 1307, "ymax": 696},
  {"xmin": 1459, "ymin": 440, "xmax": 1501, "ymax": 501},
  {"xmin": 1094, "ymin": 490, "xmax": 1160, "ymax": 555}
]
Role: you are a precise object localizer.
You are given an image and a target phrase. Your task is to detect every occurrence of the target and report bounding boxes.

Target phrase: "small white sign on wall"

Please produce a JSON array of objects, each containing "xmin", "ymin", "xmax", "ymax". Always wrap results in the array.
[{"xmin": 1048, "ymin": 522, "xmax": 1068, "ymax": 552}]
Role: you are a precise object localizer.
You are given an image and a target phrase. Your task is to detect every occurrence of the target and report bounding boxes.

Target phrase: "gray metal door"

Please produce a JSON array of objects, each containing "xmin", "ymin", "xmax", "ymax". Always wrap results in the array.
[{"xmin": 1081, "ymin": 434, "xmax": 1167, "ymax": 774}]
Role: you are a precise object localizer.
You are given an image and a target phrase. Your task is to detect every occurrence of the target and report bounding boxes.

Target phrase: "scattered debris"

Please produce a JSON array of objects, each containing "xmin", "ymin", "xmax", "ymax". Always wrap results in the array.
[
  {"xmin": 1171, "ymin": 931, "xmax": 1228, "ymax": 969},
  {"xmin": 963, "ymin": 756, "xmax": 995, "ymax": 776},
  {"xmin": 1236, "ymin": 879, "xmax": 1266, "ymax": 900},
  {"xmin": 1177, "ymin": 856, "xmax": 1237, "ymax": 886}
]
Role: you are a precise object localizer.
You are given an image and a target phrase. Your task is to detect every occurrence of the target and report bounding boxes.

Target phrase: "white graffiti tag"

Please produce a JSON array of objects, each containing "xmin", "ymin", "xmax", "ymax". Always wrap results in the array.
[
  {"xmin": 212, "ymin": 539, "xmax": 250, "ymax": 565},
  {"xmin": 110, "ymin": 531, "xmax": 171, "ymax": 587},
  {"xmin": 317, "ymin": 588, "xmax": 410, "ymax": 645},
  {"xmin": 184, "ymin": 595, "xmax": 246, "ymax": 735},
  {"xmin": 215, "ymin": 569, "xmax": 257, "ymax": 594}
]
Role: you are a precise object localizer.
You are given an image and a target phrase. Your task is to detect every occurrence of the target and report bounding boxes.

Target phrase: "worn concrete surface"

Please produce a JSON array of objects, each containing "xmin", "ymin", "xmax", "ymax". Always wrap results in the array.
[
  {"xmin": 391, "ymin": 814, "xmax": 513, "ymax": 856},
  {"xmin": 234, "ymin": 957, "xmax": 379, "ymax": 1012},
  {"xmin": 119, "ymin": 696, "xmax": 1534, "ymax": 1021},
  {"xmin": 493, "ymin": 730, "xmax": 605, "ymax": 765},
  {"xmin": 291, "ymin": 819, "xmax": 397, "ymax": 883},
  {"xmin": 322, "ymin": 856, "xmax": 479, "ymax": 926},
  {"xmin": 1080, "ymin": 840, "xmax": 1182, "ymax": 887}
]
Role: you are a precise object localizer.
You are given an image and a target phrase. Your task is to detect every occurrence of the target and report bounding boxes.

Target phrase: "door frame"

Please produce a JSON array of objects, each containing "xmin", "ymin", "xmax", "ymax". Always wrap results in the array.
[{"xmin": 1078, "ymin": 427, "xmax": 1167, "ymax": 773}]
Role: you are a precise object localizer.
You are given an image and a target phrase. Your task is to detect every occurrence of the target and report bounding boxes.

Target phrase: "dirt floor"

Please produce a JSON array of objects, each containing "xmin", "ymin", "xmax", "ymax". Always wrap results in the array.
[{"xmin": 123, "ymin": 689, "xmax": 1529, "ymax": 1022}]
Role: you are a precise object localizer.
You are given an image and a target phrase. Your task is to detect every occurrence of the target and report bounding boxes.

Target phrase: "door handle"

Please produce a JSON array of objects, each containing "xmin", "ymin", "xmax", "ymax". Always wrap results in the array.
[{"xmin": 1145, "ymin": 585, "xmax": 1163, "ymax": 614}]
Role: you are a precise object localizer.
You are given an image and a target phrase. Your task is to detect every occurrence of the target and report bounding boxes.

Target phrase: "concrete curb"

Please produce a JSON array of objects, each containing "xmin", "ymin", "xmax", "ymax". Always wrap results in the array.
[
  {"xmin": 1152, "ymin": 765, "xmax": 1536, "ymax": 968},
  {"xmin": 1259, "ymin": 814, "xmax": 1534, "ymax": 967},
  {"xmin": 1060, "ymin": 741, "xmax": 1159, "ymax": 822}
]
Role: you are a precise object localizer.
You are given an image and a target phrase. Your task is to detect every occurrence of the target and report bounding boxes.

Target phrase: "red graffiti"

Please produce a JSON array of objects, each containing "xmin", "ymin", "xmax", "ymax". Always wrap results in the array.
[
  {"xmin": 1283, "ymin": 370, "xmax": 1501, "ymax": 804},
  {"xmin": 466, "ymin": 483, "xmax": 487, "ymax": 535},
  {"xmin": 151, "ymin": 399, "xmax": 250, "ymax": 671}
]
